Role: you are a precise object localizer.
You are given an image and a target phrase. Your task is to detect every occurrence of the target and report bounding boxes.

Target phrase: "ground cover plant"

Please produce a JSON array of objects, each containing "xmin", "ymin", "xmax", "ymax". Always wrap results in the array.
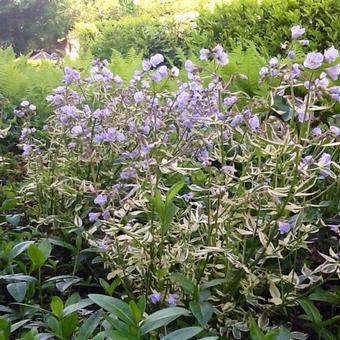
[{"xmin": 0, "ymin": 26, "xmax": 340, "ymax": 339}]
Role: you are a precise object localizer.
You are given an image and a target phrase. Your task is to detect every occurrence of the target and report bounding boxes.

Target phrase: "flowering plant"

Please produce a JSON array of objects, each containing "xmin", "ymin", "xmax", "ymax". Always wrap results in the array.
[{"xmin": 18, "ymin": 29, "xmax": 339, "ymax": 338}]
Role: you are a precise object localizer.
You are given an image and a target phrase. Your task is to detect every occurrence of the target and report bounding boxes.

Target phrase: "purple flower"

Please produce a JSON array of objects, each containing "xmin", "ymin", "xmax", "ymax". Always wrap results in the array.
[
  {"xmin": 185, "ymin": 60, "xmax": 195, "ymax": 73},
  {"xmin": 94, "ymin": 194, "xmax": 107, "ymax": 206},
  {"xmin": 142, "ymin": 59, "xmax": 151, "ymax": 71},
  {"xmin": 14, "ymin": 109, "xmax": 25, "ymax": 117},
  {"xmin": 102, "ymin": 210, "xmax": 110, "ymax": 220},
  {"xmin": 213, "ymin": 45, "xmax": 229, "ymax": 65},
  {"xmin": 224, "ymin": 96, "xmax": 237, "ymax": 107},
  {"xmin": 248, "ymin": 115, "xmax": 260, "ymax": 130},
  {"xmin": 319, "ymin": 153, "xmax": 331, "ymax": 167},
  {"xmin": 64, "ymin": 67, "xmax": 80, "ymax": 85},
  {"xmin": 171, "ymin": 66, "xmax": 179, "ymax": 77},
  {"xmin": 299, "ymin": 40, "xmax": 309, "ymax": 46},
  {"xmin": 304, "ymin": 52, "xmax": 324, "ymax": 69},
  {"xmin": 222, "ymin": 165, "xmax": 236, "ymax": 174},
  {"xmin": 120, "ymin": 167, "xmax": 136, "ymax": 180},
  {"xmin": 114, "ymin": 75, "xmax": 123, "ymax": 85},
  {"xmin": 149, "ymin": 291, "xmax": 161, "ymax": 304},
  {"xmin": 278, "ymin": 221, "xmax": 291, "ymax": 234},
  {"xmin": 269, "ymin": 57, "xmax": 278, "ymax": 66},
  {"xmin": 150, "ymin": 54, "xmax": 164, "ymax": 68},
  {"xmin": 300, "ymin": 155, "xmax": 313, "ymax": 169},
  {"xmin": 134, "ymin": 91, "xmax": 144, "ymax": 103},
  {"xmin": 151, "ymin": 71, "xmax": 163, "ymax": 81},
  {"xmin": 312, "ymin": 127, "xmax": 322, "ymax": 136},
  {"xmin": 297, "ymin": 108, "xmax": 309, "ymax": 123},
  {"xmin": 158, "ymin": 65, "xmax": 168, "ymax": 77},
  {"xmin": 22, "ymin": 144, "xmax": 32, "ymax": 157},
  {"xmin": 71, "ymin": 125, "xmax": 83, "ymax": 136},
  {"xmin": 88, "ymin": 212, "xmax": 99, "ymax": 222},
  {"xmin": 330, "ymin": 86, "xmax": 340, "ymax": 101},
  {"xmin": 288, "ymin": 50, "xmax": 295, "ymax": 60},
  {"xmin": 329, "ymin": 125, "xmax": 340, "ymax": 136},
  {"xmin": 21, "ymin": 100, "xmax": 30, "ymax": 107},
  {"xmin": 231, "ymin": 114, "xmax": 243, "ymax": 127},
  {"xmin": 259, "ymin": 66, "xmax": 269, "ymax": 77},
  {"xmin": 324, "ymin": 46, "xmax": 338, "ymax": 63},
  {"xmin": 167, "ymin": 293, "xmax": 179, "ymax": 306},
  {"xmin": 199, "ymin": 48, "xmax": 210, "ymax": 61},
  {"xmin": 291, "ymin": 25, "xmax": 305, "ymax": 39},
  {"xmin": 326, "ymin": 64, "xmax": 340, "ymax": 81},
  {"xmin": 291, "ymin": 63, "xmax": 301, "ymax": 78}
]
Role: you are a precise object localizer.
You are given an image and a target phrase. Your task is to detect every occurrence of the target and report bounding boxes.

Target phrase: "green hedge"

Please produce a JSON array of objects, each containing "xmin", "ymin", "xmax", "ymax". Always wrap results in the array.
[
  {"xmin": 185, "ymin": 0, "xmax": 340, "ymax": 56},
  {"xmin": 75, "ymin": 16, "xmax": 186, "ymax": 62}
]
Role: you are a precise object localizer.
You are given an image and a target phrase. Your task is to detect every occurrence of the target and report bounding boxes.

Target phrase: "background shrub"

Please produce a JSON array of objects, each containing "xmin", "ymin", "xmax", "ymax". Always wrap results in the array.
[{"xmin": 186, "ymin": 0, "xmax": 340, "ymax": 56}]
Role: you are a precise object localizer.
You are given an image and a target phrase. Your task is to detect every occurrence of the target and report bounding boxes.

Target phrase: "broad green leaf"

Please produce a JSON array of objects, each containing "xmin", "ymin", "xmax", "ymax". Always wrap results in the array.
[
  {"xmin": 103, "ymin": 330, "xmax": 137, "ymax": 340},
  {"xmin": 200, "ymin": 279, "xmax": 225, "ymax": 289},
  {"xmin": 61, "ymin": 312, "xmax": 78, "ymax": 339},
  {"xmin": 165, "ymin": 181, "xmax": 185, "ymax": 206},
  {"xmin": 50, "ymin": 296, "xmax": 64, "ymax": 318},
  {"xmin": 62, "ymin": 299, "xmax": 93, "ymax": 317},
  {"xmin": 9, "ymin": 241, "xmax": 34, "ymax": 260},
  {"xmin": 276, "ymin": 327, "xmax": 291, "ymax": 340},
  {"xmin": 129, "ymin": 300, "xmax": 142, "ymax": 323},
  {"xmin": 7, "ymin": 282, "xmax": 27, "ymax": 303},
  {"xmin": 76, "ymin": 310, "xmax": 102, "ymax": 340},
  {"xmin": 88, "ymin": 294, "xmax": 135, "ymax": 326},
  {"xmin": 140, "ymin": 307, "xmax": 190, "ymax": 335},
  {"xmin": 309, "ymin": 288, "xmax": 340, "ymax": 305},
  {"xmin": 137, "ymin": 296, "xmax": 146, "ymax": 315},
  {"xmin": 298, "ymin": 299, "xmax": 322, "ymax": 326},
  {"xmin": 27, "ymin": 244, "xmax": 46, "ymax": 270},
  {"xmin": 171, "ymin": 273, "xmax": 196, "ymax": 294},
  {"xmin": 163, "ymin": 202, "xmax": 178, "ymax": 230},
  {"xmin": 249, "ymin": 318, "xmax": 265, "ymax": 340},
  {"xmin": 0, "ymin": 319, "xmax": 10, "ymax": 340},
  {"xmin": 189, "ymin": 301, "xmax": 213, "ymax": 327},
  {"xmin": 5, "ymin": 214, "xmax": 22, "ymax": 227},
  {"xmin": 38, "ymin": 240, "xmax": 52, "ymax": 260},
  {"xmin": 46, "ymin": 315, "xmax": 63, "ymax": 338},
  {"xmin": 163, "ymin": 327, "xmax": 203, "ymax": 340},
  {"xmin": 149, "ymin": 190, "xmax": 165, "ymax": 217},
  {"xmin": 10, "ymin": 319, "xmax": 30, "ymax": 333}
]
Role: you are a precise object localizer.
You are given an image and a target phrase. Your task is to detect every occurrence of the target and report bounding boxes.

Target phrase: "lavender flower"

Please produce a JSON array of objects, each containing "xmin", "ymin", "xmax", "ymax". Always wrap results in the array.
[
  {"xmin": 248, "ymin": 115, "xmax": 260, "ymax": 130},
  {"xmin": 21, "ymin": 100, "xmax": 30, "ymax": 107},
  {"xmin": 102, "ymin": 210, "xmax": 110, "ymax": 220},
  {"xmin": 291, "ymin": 25, "xmax": 305, "ymax": 39},
  {"xmin": 319, "ymin": 153, "xmax": 331, "ymax": 167},
  {"xmin": 324, "ymin": 46, "xmax": 339, "ymax": 63},
  {"xmin": 326, "ymin": 64, "xmax": 340, "ymax": 81},
  {"xmin": 278, "ymin": 221, "xmax": 291, "ymax": 234},
  {"xmin": 222, "ymin": 165, "xmax": 236, "ymax": 174},
  {"xmin": 64, "ymin": 67, "xmax": 80, "ymax": 85},
  {"xmin": 304, "ymin": 52, "xmax": 324, "ymax": 69},
  {"xmin": 134, "ymin": 91, "xmax": 144, "ymax": 103},
  {"xmin": 291, "ymin": 63, "xmax": 301, "ymax": 78},
  {"xmin": 312, "ymin": 127, "xmax": 322, "ymax": 136},
  {"xmin": 167, "ymin": 293, "xmax": 179, "ymax": 306},
  {"xmin": 149, "ymin": 291, "xmax": 161, "ymax": 304},
  {"xmin": 259, "ymin": 66, "xmax": 269, "ymax": 77},
  {"xmin": 231, "ymin": 114, "xmax": 244, "ymax": 127},
  {"xmin": 299, "ymin": 40, "xmax": 309, "ymax": 46},
  {"xmin": 213, "ymin": 45, "xmax": 229, "ymax": 65},
  {"xmin": 185, "ymin": 60, "xmax": 195, "ymax": 73},
  {"xmin": 224, "ymin": 96, "xmax": 237, "ymax": 107},
  {"xmin": 330, "ymin": 86, "xmax": 340, "ymax": 101},
  {"xmin": 288, "ymin": 50, "xmax": 295, "ymax": 60},
  {"xmin": 71, "ymin": 125, "xmax": 83, "ymax": 136},
  {"xmin": 142, "ymin": 59, "xmax": 151, "ymax": 71},
  {"xmin": 269, "ymin": 57, "xmax": 278, "ymax": 66},
  {"xmin": 199, "ymin": 48, "xmax": 210, "ymax": 61},
  {"xmin": 94, "ymin": 194, "xmax": 107, "ymax": 206},
  {"xmin": 88, "ymin": 212, "xmax": 99, "ymax": 222},
  {"xmin": 113, "ymin": 75, "xmax": 123, "ymax": 85},
  {"xmin": 171, "ymin": 66, "xmax": 179, "ymax": 77},
  {"xmin": 329, "ymin": 125, "xmax": 340, "ymax": 136},
  {"xmin": 150, "ymin": 54, "xmax": 164, "ymax": 68}
]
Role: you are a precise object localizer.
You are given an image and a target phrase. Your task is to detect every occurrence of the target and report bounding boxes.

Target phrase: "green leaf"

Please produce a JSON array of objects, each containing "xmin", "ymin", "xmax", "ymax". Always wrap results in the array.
[
  {"xmin": 162, "ymin": 327, "xmax": 203, "ymax": 340},
  {"xmin": 38, "ymin": 239, "xmax": 52, "ymax": 260},
  {"xmin": 61, "ymin": 312, "xmax": 78, "ymax": 339},
  {"xmin": 9, "ymin": 241, "xmax": 34, "ymax": 260},
  {"xmin": 140, "ymin": 307, "xmax": 190, "ymax": 335},
  {"xmin": 276, "ymin": 327, "xmax": 291, "ymax": 340},
  {"xmin": 0, "ymin": 319, "xmax": 10, "ymax": 340},
  {"xmin": 27, "ymin": 244, "xmax": 46, "ymax": 270},
  {"xmin": 189, "ymin": 301, "xmax": 213, "ymax": 327},
  {"xmin": 309, "ymin": 288, "xmax": 340, "ymax": 305},
  {"xmin": 149, "ymin": 190, "xmax": 165, "ymax": 217},
  {"xmin": 129, "ymin": 300, "xmax": 142, "ymax": 323},
  {"xmin": 171, "ymin": 273, "xmax": 196, "ymax": 294},
  {"xmin": 50, "ymin": 296, "xmax": 64, "ymax": 319},
  {"xmin": 5, "ymin": 214, "xmax": 22, "ymax": 227},
  {"xmin": 88, "ymin": 294, "xmax": 135, "ymax": 326},
  {"xmin": 76, "ymin": 310, "xmax": 102, "ymax": 340},
  {"xmin": 162, "ymin": 202, "xmax": 178, "ymax": 230},
  {"xmin": 165, "ymin": 181, "xmax": 185, "ymax": 206},
  {"xmin": 7, "ymin": 282, "xmax": 27, "ymax": 303},
  {"xmin": 200, "ymin": 279, "xmax": 225, "ymax": 289},
  {"xmin": 62, "ymin": 299, "xmax": 93, "ymax": 317},
  {"xmin": 46, "ymin": 315, "xmax": 63, "ymax": 338},
  {"xmin": 137, "ymin": 296, "xmax": 146, "ymax": 316},
  {"xmin": 298, "ymin": 299, "xmax": 322, "ymax": 326},
  {"xmin": 249, "ymin": 318, "xmax": 265, "ymax": 340}
]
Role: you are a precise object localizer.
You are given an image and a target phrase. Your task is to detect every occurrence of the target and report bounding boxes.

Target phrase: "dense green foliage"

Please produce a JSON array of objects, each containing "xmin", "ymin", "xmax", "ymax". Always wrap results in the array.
[{"xmin": 188, "ymin": 0, "xmax": 340, "ymax": 56}]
